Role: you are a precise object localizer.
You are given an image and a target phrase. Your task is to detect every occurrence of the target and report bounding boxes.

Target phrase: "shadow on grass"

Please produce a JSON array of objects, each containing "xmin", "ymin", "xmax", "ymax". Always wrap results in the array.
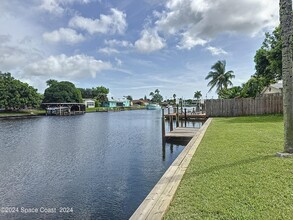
[
  {"xmin": 220, "ymin": 114, "xmax": 283, "ymax": 124},
  {"xmin": 189, "ymin": 155, "xmax": 275, "ymax": 176}
]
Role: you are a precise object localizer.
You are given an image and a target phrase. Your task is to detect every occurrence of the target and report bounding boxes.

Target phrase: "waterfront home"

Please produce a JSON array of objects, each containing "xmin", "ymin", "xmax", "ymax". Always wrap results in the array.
[
  {"xmin": 83, "ymin": 99, "xmax": 95, "ymax": 108},
  {"xmin": 103, "ymin": 98, "xmax": 131, "ymax": 108}
]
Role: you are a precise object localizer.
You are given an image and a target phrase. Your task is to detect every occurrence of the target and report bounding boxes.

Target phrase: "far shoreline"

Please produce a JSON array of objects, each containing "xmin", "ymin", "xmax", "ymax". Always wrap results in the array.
[{"xmin": 0, "ymin": 106, "xmax": 147, "ymax": 120}]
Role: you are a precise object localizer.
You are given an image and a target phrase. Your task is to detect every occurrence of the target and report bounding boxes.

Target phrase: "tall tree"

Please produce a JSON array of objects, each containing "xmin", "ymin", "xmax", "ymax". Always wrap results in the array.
[
  {"xmin": 241, "ymin": 77, "xmax": 266, "ymax": 98},
  {"xmin": 78, "ymin": 88, "xmax": 94, "ymax": 99},
  {"xmin": 173, "ymin": 94, "xmax": 176, "ymax": 100},
  {"xmin": 205, "ymin": 60, "xmax": 235, "ymax": 94},
  {"xmin": 254, "ymin": 26, "xmax": 282, "ymax": 85},
  {"xmin": 43, "ymin": 80, "xmax": 82, "ymax": 103},
  {"xmin": 280, "ymin": 0, "xmax": 293, "ymax": 153},
  {"xmin": 194, "ymin": 91, "xmax": 202, "ymax": 99},
  {"xmin": 93, "ymin": 86, "xmax": 109, "ymax": 103},
  {"xmin": 0, "ymin": 72, "xmax": 41, "ymax": 110},
  {"xmin": 149, "ymin": 89, "xmax": 163, "ymax": 103}
]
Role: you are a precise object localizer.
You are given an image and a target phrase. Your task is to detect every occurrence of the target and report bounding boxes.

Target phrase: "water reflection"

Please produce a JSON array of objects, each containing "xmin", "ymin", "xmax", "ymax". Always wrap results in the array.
[{"xmin": 0, "ymin": 110, "xmax": 187, "ymax": 220}]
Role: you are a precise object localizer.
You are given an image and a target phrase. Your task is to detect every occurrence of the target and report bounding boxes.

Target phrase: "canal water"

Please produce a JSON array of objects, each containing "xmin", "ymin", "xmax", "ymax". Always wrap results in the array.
[{"xmin": 0, "ymin": 110, "xmax": 202, "ymax": 220}]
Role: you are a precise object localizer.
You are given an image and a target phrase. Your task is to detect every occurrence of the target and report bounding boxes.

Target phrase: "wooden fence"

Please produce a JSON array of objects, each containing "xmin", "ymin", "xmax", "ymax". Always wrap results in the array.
[{"xmin": 205, "ymin": 95, "xmax": 283, "ymax": 117}]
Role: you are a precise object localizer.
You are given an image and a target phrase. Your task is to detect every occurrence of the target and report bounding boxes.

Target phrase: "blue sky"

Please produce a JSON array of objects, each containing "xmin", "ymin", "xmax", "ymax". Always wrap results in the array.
[{"xmin": 0, "ymin": 0, "xmax": 279, "ymax": 99}]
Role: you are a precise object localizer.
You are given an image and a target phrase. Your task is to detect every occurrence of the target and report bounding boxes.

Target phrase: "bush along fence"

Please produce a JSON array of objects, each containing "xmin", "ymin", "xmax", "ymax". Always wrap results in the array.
[{"xmin": 205, "ymin": 95, "xmax": 283, "ymax": 117}]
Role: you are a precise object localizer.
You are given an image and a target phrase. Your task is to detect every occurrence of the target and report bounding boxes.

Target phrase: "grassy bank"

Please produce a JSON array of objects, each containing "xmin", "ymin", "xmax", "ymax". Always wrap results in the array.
[
  {"xmin": 0, "ymin": 109, "xmax": 46, "ymax": 117},
  {"xmin": 164, "ymin": 115, "xmax": 293, "ymax": 220}
]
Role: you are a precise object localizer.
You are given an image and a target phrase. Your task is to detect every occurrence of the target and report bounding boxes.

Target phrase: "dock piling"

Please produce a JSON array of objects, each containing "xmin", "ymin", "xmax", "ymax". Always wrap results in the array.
[
  {"xmin": 184, "ymin": 108, "xmax": 187, "ymax": 127},
  {"xmin": 170, "ymin": 115, "xmax": 174, "ymax": 131},
  {"xmin": 176, "ymin": 105, "xmax": 179, "ymax": 127},
  {"xmin": 162, "ymin": 109, "xmax": 166, "ymax": 142}
]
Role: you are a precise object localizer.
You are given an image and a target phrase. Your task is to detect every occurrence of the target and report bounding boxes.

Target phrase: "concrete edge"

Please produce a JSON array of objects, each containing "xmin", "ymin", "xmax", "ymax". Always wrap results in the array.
[{"xmin": 130, "ymin": 118, "xmax": 213, "ymax": 220}]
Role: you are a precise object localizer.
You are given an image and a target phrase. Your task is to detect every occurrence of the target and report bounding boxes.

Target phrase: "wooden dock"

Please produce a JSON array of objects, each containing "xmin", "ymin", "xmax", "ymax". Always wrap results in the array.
[{"xmin": 165, "ymin": 127, "xmax": 199, "ymax": 141}]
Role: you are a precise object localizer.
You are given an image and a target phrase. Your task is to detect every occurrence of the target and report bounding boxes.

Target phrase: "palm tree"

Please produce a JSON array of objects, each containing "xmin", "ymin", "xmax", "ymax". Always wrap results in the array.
[
  {"xmin": 194, "ymin": 91, "xmax": 202, "ymax": 99},
  {"xmin": 205, "ymin": 60, "xmax": 235, "ymax": 94},
  {"xmin": 173, "ymin": 94, "xmax": 176, "ymax": 100},
  {"xmin": 280, "ymin": 0, "xmax": 293, "ymax": 153}
]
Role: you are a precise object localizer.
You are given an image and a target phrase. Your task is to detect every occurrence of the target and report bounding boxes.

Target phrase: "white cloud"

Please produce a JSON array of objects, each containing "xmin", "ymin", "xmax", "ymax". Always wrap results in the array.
[
  {"xmin": 43, "ymin": 28, "xmax": 85, "ymax": 44},
  {"xmin": 104, "ymin": 39, "xmax": 133, "ymax": 48},
  {"xmin": 0, "ymin": 35, "xmax": 44, "ymax": 72},
  {"xmin": 39, "ymin": 0, "xmax": 64, "ymax": 15},
  {"xmin": 206, "ymin": 46, "xmax": 228, "ymax": 56},
  {"xmin": 135, "ymin": 29, "xmax": 166, "ymax": 53},
  {"xmin": 148, "ymin": 0, "xmax": 279, "ymax": 50},
  {"xmin": 69, "ymin": 8, "xmax": 127, "ymax": 35},
  {"xmin": 177, "ymin": 33, "xmax": 207, "ymax": 50},
  {"xmin": 98, "ymin": 47, "xmax": 120, "ymax": 55},
  {"xmin": 24, "ymin": 54, "xmax": 112, "ymax": 79},
  {"xmin": 39, "ymin": 0, "xmax": 91, "ymax": 15}
]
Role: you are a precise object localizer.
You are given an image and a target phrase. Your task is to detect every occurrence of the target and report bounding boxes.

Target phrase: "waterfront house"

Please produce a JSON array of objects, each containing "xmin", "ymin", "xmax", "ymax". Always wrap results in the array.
[
  {"xmin": 83, "ymin": 99, "xmax": 95, "ymax": 108},
  {"xmin": 103, "ymin": 98, "xmax": 131, "ymax": 108}
]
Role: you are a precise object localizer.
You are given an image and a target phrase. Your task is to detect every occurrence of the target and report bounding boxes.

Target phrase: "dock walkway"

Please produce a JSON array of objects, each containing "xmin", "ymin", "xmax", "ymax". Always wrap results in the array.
[{"xmin": 165, "ymin": 127, "xmax": 199, "ymax": 141}]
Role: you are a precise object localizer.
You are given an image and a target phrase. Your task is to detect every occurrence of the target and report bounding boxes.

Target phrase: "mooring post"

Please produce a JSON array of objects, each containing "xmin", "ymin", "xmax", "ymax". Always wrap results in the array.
[
  {"xmin": 162, "ymin": 142, "xmax": 166, "ymax": 161},
  {"xmin": 170, "ymin": 115, "xmax": 174, "ymax": 131},
  {"xmin": 184, "ymin": 108, "xmax": 187, "ymax": 127},
  {"xmin": 162, "ymin": 108, "xmax": 165, "ymax": 141},
  {"xmin": 176, "ymin": 104, "xmax": 179, "ymax": 127}
]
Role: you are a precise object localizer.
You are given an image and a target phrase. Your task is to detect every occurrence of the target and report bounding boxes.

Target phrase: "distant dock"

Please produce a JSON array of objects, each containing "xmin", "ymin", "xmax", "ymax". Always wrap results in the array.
[
  {"xmin": 42, "ymin": 103, "xmax": 86, "ymax": 116},
  {"xmin": 165, "ymin": 127, "xmax": 199, "ymax": 141},
  {"xmin": 162, "ymin": 108, "xmax": 208, "ymax": 143}
]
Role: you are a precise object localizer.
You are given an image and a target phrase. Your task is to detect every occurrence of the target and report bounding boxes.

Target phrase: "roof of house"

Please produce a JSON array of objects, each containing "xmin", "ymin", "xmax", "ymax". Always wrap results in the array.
[
  {"xmin": 83, "ymin": 99, "xmax": 95, "ymax": 102},
  {"xmin": 261, "ymin": 81, "xmax": 283, "ymax": 94},
  {"xmin": 108, "ymin": 98, "xmax": 130, "ymax": 103},
  {"xmin": 270, "ymin": 82, "xmax": 283, "ymax": 89}
]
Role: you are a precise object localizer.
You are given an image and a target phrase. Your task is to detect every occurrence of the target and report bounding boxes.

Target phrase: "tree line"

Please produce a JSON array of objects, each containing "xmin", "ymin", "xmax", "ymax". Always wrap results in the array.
[
  {"xmin": 0, "ymin": 73, "xmax": 110, "ymax": 111},
  {"xmin": 0, "ymin": 72, "xmax": 42, "ymax": 111}
]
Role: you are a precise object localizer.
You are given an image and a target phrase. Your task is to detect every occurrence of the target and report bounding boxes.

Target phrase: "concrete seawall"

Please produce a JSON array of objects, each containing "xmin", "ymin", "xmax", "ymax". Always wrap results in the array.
[{"xmin": 130, "ymin": 118, "xmax": 213, "ymax": 220}]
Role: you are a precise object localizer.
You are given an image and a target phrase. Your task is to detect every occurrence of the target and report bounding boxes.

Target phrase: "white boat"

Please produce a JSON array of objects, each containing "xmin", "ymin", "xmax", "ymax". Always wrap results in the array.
[{"xmin": 146, "ymin": 103, "xmax": 161, "ymax": 110}]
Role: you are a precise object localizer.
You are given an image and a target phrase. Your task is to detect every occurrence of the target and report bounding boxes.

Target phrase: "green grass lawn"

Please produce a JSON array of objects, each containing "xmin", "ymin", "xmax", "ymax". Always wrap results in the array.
[{"xmin": 164, "ymin": 115, "xmax": 293, "ymax": 220}]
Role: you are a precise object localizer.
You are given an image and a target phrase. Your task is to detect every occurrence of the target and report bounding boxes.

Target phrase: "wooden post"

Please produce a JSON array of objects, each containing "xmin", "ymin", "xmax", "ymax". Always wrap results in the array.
[
  {"xmin": 162, "ymin": 109, "xmax": 165, "ymax": 142},
  {"xmin": 176, "ymin": 104, "xmax": 179, "ymax": 127},
  {"xmin": 168, "ymin": 107, "xmax": 170, "ymax": 114},
  {"xmin": 170, "ymin": 115, "xmax": 174, "ymax": 131},
  {"xmin": 184, "ymin": 108, "xmax": 187, "ymax": 127}
]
